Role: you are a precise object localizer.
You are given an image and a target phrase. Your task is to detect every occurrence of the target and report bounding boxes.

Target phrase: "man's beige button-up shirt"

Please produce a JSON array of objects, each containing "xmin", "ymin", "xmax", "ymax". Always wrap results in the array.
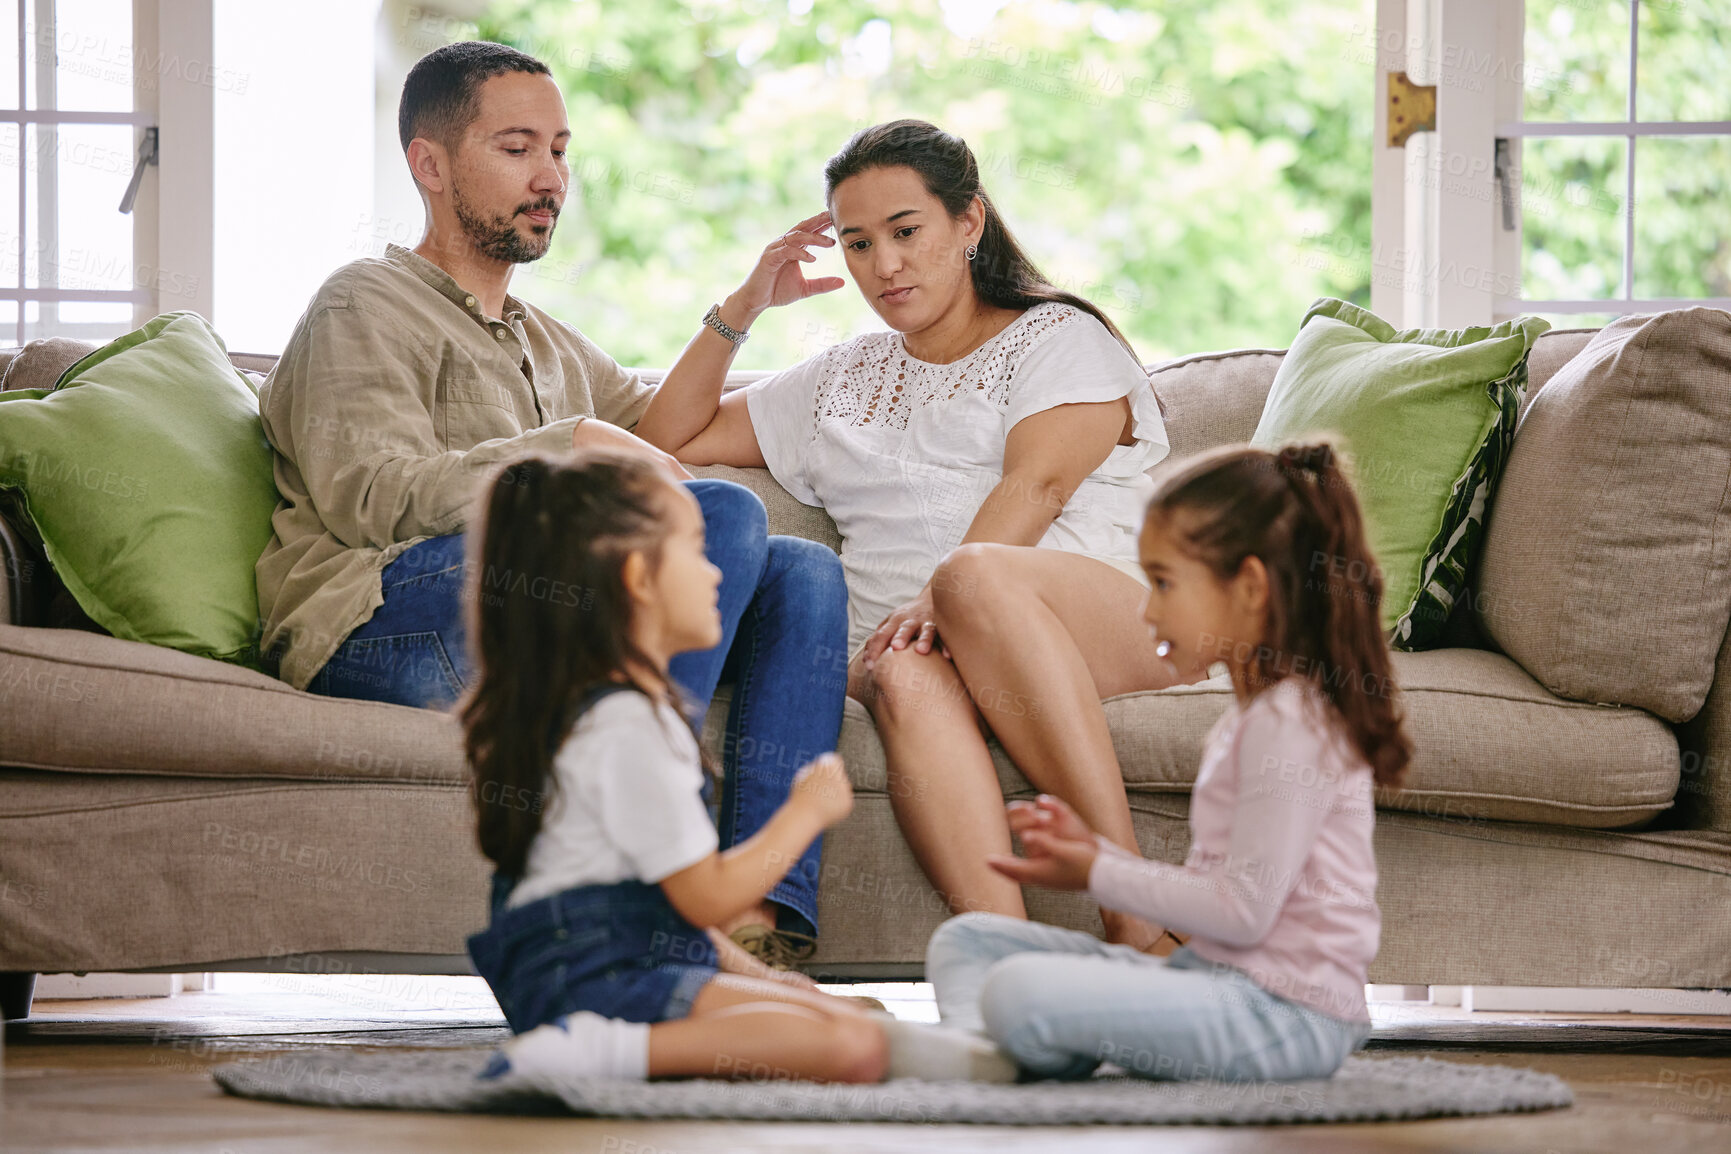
[{"xmin": 256, "ymin": 243, "xmax": 655, "ymax": 690}]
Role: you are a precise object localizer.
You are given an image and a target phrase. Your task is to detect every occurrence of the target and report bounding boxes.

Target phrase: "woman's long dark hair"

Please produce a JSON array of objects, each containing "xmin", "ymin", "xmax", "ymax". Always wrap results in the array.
[
  {"xmin": 459, "ymin": 449, "xmax": 675, "ymax": 878},
  {"xmin": 823, "ymin": 118, "xmax": 1145, "ymax": 367},
  {"xmin": 1146, "ymin": 441, "xmax": 1412, "ymax": 788}
]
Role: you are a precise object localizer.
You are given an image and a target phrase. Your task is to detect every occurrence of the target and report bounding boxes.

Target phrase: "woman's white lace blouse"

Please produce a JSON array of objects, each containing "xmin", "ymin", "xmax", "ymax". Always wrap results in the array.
[{"xmin": 744, "ymin": 303, "xmax": 1169, "ymax": 652}]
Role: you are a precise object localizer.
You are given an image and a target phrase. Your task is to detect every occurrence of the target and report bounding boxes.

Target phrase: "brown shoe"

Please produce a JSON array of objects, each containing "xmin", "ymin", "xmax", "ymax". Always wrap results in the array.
[{"xmin": 728, "ymin": 924, "xmax": 817, "ymax": 970}]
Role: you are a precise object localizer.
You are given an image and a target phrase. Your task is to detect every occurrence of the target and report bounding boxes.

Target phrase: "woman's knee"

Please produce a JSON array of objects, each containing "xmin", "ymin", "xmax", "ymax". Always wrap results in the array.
[
  {"xmin": 857, "ymin": 644, "xmax": 964, "ymax": 724},
  {"xmin": 931, "ymin": 542, "xmax": 1019, "ymax": 631}
]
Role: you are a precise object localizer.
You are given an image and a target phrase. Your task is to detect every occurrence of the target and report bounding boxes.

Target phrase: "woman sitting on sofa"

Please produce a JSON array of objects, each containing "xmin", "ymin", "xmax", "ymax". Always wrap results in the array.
[{"xmin": 635, "ymin": 119, "xmax": 1189, "ymax": 950}]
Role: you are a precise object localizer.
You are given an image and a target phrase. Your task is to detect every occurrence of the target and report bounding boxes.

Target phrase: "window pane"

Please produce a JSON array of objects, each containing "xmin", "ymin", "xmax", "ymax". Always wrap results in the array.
[
  {"xmin": 25, "ymin": 123, "xmax": 135, "ymax": 295},
  {"xmin": 26, "ymin": 0, "xmax": 134, "ymax": 112},
  {"xmin": 1525, "ymin": 0, "xmax": 1630, "ymax": 122},
  {"xmin": 1523, "ymin": 311, "xmax": 1620, "ymax": 331},
  {"xmin": 1633, "ymin": 135, "xmax": 1731, "ymax": 299},
  {"xmin": 55, "ymin": 299, "xmax": 132, "ymax": 324},
  {"xmin": 0, "ymin": 2, "xmax": 19, "ymax": 110},
  {"xmin": 20, "ymin": 297, "xmax": 132, "ymax": 342},
  {"xmin": 1637, "ymin": 0, "xmax": 1731, "ymax": 121},
  {"xmin": 1520, "ymin": 136, "xmax": 1627, "ymax": 300},
  {"xmin": 0, "ymin": 124, "xmax": 18, "ymax": 288}
]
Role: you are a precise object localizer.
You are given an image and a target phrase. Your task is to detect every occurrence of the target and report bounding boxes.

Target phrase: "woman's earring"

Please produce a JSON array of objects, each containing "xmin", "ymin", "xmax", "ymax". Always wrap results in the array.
[{"xmin": 965, "ymin": 243, "xmax": 978, "ymax": 261}]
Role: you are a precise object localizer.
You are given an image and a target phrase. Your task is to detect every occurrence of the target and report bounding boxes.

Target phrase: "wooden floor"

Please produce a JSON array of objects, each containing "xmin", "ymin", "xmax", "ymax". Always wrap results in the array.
[{"xmin": 5, "ymin": 977, "xmax": 1731, "ymax": 1153}]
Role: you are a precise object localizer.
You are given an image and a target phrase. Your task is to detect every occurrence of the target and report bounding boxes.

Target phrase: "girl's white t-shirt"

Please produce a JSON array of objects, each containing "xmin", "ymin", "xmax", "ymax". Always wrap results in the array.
[
  {"xmin": 506, "ymin": 691, "xmax": 718, "ymax": 909},
  {"xmin": 744, "ymin": 303, "xmax": 1169, "ymax": 652}
]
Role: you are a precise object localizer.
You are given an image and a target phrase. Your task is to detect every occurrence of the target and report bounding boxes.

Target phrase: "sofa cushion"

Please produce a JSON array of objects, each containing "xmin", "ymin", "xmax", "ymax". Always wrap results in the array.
[
  {"xmin": 9, "ymin": 615, "xmax": 1672, "ymax": 829},
  {"xmin": 0, "ymin": 313, "xmax": 281, "ymax": 664},
  {"xmin": 1147, "ymin": 348, "xmax": 1286, "ymax": 464},
  {"xmin": 822, "ymin": 648, "xmax": 1676, "ymax": 830},
  {"xmin": 1118, "ymin": 648, "xmax": 1676, "ymax": 827},
  {"xmin": 1250, "ymin": 298, "xmax": 1549, "ymax": 650},
  {"xmin": 0, "ymin": 623, "xmax": 467, "ymax": 786},
  {"xmin": 1478, "ymin": 307, "xmax": 1731, "ymax": 724},
  {"xmin": 689, "ymin": 461, "xmax": 842, "ymax": 552}
]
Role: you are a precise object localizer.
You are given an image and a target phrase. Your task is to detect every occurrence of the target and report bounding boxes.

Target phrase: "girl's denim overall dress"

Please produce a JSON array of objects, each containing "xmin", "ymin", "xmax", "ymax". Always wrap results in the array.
[{"xmin": 466, "ymin": 686, "xmax": 721, "ymax": 1031}]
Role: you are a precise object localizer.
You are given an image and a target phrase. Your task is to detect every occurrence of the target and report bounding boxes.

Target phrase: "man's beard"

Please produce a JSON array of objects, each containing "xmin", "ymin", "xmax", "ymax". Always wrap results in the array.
[{"xmin": 452, "ymin": 183, "xmax": 558, "ymax": 264}]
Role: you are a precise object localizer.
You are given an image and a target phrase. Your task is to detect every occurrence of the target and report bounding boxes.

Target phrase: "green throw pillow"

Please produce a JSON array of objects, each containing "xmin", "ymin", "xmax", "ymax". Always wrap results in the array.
[
  {"xmin": 0, "ymin": 311, "xmax": 279, "ymax": 664},
  {"xmin": 1251, "ymin": 298, "xmax": 1549, "ymax": 650}
]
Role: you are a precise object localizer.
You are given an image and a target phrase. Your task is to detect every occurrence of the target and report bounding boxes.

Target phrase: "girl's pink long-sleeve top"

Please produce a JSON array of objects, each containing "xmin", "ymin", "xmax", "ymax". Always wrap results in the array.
[{"xmin": 1089, "ymin": 677, "xmax": 1381, "ymax": 1022}]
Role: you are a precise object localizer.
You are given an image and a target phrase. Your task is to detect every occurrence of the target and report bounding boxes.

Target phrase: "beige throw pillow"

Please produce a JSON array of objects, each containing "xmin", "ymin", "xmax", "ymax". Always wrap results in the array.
[{"xmin": 1478, "ymin": 308, "xmax": 1731, "ymax": 723}]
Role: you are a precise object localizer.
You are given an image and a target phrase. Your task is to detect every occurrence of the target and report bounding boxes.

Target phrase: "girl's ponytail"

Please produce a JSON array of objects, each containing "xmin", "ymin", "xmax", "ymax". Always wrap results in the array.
[
  {"xmin": 1272, "ymin": 442, "xmax": 1412, "ymax": 788},
  {"xmin": 460, "ymin": 450, "xmax": 673, "ymax": 878},
  {"xmin": 1148, "ymin": 441, "xmax": 1412, "ymax": 788}
]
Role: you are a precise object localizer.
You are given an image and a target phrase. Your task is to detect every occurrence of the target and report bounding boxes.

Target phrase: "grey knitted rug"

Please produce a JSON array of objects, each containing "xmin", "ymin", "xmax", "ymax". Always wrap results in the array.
[{"xmin": 212, "ymin": 1049, "xmax": 1572, "ymax": 1124}]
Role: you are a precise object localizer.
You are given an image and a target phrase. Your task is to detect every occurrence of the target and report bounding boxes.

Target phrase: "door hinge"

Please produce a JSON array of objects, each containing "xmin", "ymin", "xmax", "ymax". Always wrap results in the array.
[{"xmin": 1387, "ymin": 71, "xmax": 1437, "ymax": 148}]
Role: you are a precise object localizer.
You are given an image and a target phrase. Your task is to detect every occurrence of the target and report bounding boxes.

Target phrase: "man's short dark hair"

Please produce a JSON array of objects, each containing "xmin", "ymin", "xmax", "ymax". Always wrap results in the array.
[{"xmin": 398, "ymin": 40, "xmax": 552, "ymax": 154}]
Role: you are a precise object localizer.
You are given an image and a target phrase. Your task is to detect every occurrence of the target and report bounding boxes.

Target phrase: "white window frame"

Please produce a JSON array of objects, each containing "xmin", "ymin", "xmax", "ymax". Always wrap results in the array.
[
  {"xmin": 0, "ymin": 0, "xmax": 213, "ymax": 347},
  {"xmin": 1372, "ymin": 0, "xmax": 1731, "ymax": 329},
  {"xmin": 1498, "ymin": 0, "xmax": 1731, "ymax": 317}
]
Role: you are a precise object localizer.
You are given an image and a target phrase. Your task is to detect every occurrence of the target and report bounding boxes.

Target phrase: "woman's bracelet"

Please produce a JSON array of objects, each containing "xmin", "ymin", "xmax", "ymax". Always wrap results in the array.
[{"xmin": 702, "ymin": 303, "xmax": 750, "ymax": 345}]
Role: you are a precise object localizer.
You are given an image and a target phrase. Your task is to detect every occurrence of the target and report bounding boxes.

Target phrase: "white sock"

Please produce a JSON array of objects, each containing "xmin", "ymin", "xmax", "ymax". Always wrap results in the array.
[
  {"xmin": 483, "ymin": 1011, "xmax": 650, "ymax": 1084},
  {"xmin": 870, "ymin": 1013, "xmax": 1019, "ymax": 1083}
]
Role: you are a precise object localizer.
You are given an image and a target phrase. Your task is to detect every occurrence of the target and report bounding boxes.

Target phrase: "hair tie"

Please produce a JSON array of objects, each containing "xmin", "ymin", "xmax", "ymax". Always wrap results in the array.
[{"xmin": 1276, "ymin": 443, "xmax": 1334, "ymax": 483}]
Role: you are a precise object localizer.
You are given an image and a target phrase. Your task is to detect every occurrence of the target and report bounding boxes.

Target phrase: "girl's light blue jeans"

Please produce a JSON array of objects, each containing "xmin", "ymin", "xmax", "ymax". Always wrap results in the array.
[{"xmin": 927, "ymin": 912, "xmax": 1372, "ymax": 1082}]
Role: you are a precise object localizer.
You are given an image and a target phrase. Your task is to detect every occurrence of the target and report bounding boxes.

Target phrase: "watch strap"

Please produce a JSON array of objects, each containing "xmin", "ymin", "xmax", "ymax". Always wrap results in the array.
[{"xmin": 702, "ymin": 303, "xmax": 749, "ymax": 345}]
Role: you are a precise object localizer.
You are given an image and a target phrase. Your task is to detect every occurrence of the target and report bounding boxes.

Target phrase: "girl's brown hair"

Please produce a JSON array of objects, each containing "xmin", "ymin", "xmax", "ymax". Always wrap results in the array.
[
  {"xmin": 1147, "ymin": 441, "xmax": 1412, "ymax": 788},
  {"xmin": 458, "ymin": 449, "xmax": 679, "ymax": 878}
]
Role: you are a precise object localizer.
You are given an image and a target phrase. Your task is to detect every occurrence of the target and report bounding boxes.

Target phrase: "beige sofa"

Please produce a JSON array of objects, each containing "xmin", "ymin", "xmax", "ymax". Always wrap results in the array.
[{"xmin": 4, "ymin": 322, "xmax": 1730, "ymax": 1020}]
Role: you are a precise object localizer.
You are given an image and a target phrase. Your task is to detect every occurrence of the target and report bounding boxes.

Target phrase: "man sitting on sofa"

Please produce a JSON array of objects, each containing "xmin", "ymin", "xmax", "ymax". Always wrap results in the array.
[{"xmin": 254, "ymin": 40, "xmax": 846, "ymax": 963}]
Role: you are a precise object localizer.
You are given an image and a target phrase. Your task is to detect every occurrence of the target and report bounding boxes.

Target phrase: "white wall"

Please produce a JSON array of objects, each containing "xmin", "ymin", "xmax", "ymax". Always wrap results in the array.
[{"xmin": 211, "ymin": 0, "xmax": 379, "ymax": 353}]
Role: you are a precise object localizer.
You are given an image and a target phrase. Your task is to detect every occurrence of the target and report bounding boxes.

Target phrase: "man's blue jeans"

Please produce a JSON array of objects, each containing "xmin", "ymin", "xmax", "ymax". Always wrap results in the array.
[{"xmin": 307, "ymin": 479, "xmax": 849, "ymax": 936}]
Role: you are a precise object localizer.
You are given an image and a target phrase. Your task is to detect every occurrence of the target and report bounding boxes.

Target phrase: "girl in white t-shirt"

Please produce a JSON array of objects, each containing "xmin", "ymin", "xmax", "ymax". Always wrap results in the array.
[
  {"xmin": 461, "ymin": 450, "xmax": 1013, "ymax": 1089},
  {"xmin": 635, "ymin": 119, "xmax": 1192, "ymax": 951}
]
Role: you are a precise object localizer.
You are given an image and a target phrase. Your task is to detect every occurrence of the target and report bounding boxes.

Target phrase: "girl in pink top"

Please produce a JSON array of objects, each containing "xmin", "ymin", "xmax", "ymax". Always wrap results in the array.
[{"xmin": 927, "ymin": 441, "xmax": 1413, "ymax": 1082}]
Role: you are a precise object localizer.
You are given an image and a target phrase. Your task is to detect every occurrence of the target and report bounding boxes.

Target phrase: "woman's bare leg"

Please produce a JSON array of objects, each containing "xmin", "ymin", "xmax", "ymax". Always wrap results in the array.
[
  {"xmin": 930, "ymin": 543, "xmax": 1190, "ymax": 949},
  {"xmin": 647, "ymin": 974, "xmax": 885, "ymax": 1082},
  {"xmin": 848, "ymin": 645, "xmax": 1027, "ymax": 921}
]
